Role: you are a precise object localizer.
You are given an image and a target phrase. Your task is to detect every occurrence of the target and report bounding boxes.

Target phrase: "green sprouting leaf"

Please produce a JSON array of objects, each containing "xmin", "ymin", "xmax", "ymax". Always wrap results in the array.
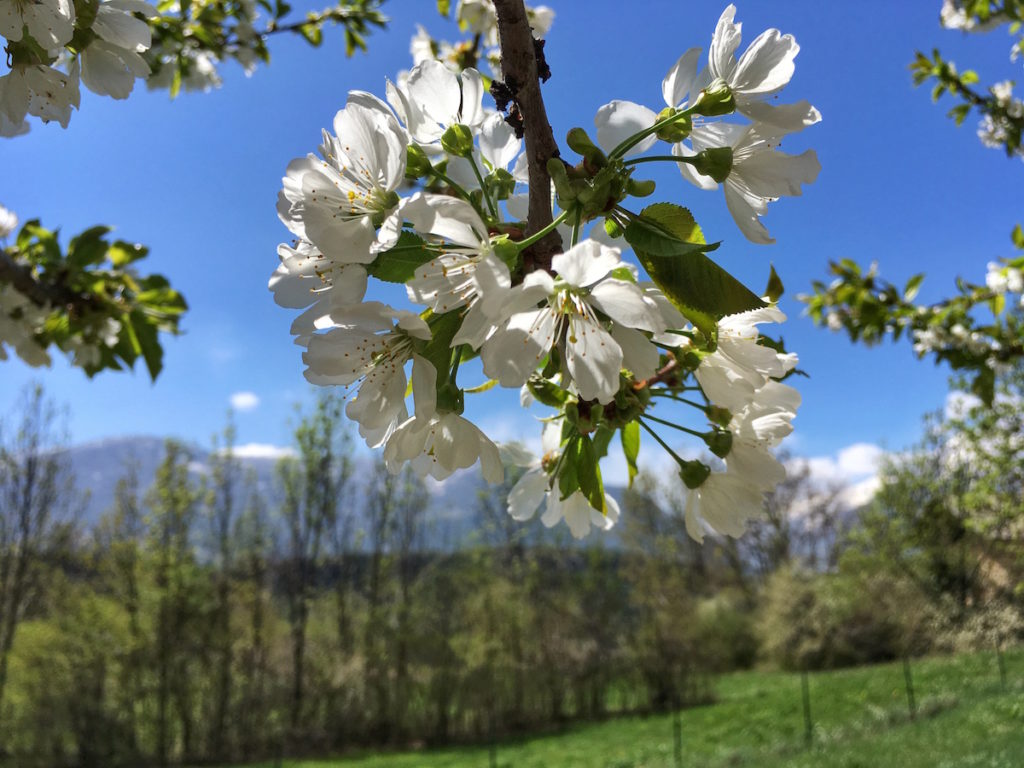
[
  {"xmin": 68, "ymin": 226, "xmax": 111, "ymax": 268},
  {"xmin": 109, "ymin": 240, "xmax": 149, "ymax": 267},
  {"xmin": 419, "ymin": 310, "xmax": 462, "ymax": 392},
  {"xmin": 130, "ymin": 309, "xmax": 163, "ymax": 381},
  {"xmin": 1012, "ymin": 223, "xmax": 1024, "ymax": 250},
  {"xmin": 299, "ymin": 20, "xmax": 323, "ymax": 46},
  {"xmin": 764, "ymin": 264, "xmax": 785, "ymax": 302},
  {"xmin": 990, "ymin": 292, "xmax": 1006, "ymax": 316},
  {"xmin": 623, "ymin": 202, "xmax": 712, "ymax": 258},
  {"xmin": 971, "ymin": 366, "xmax": 996, "ymax": 407},
  {"xmin": 436, "ymin": 0, "xmax": 450, "ymax": 17},
  {"xmin": 170, "ymin": 66, "xmax": 182, "ymax": 99},
  {"xmin": 948, "ymin": 103, "xmax": 971, "ymax": 125},
  {"xmin": 961, "ymin": 69, "xmax": 979, "ymax": 85},
  {"xmin": 904, "ymin": 273, "xmax": 925, "ymax": 301},
  {"xmin": 625, "ymin": 203, "xmax": 765, "ymax": 335},
  {"xmin": 366, "ymin": 231, "xmax": 436, "ymax": 283},
  {"xmin": 557, "ymin": 436, "xmax": 581, "ymax": 501},
  {"xmin": 577, "ymin": 434, "xmax": 606, "ymax": 515},
  {"xmin": 621, "ymin": 420, "xmax": 640, "ymax": 488},
  {"xmin": 274, "ymin": 0, "xmax": 291, "ymax": 18}
]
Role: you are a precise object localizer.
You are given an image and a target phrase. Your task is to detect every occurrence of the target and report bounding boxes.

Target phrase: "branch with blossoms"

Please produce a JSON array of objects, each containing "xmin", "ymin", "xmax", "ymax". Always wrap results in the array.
[
  {"xmin": 805, "ymin": 1, "xmax": 1024, "ymax": 406},
  {"xmin": 0, "ymin": 209, "xmax": 186, "ymax": 376},
  {"xmin": 919, "ymin": 1, "xmax": 1024, "ymax": 159},
  {"xmin": 802, "ymin": 226, "xmax": 1024, "ymax": 406},
  {"xmin": 270, "ymin": 2, "xmax": 821, "ymax": 543}
]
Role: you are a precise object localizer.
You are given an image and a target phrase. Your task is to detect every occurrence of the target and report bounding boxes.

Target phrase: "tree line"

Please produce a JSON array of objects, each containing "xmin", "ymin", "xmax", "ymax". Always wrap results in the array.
[{"xmin": 0, "ymin": 377, "xmax": 1022, "ymax": 768}]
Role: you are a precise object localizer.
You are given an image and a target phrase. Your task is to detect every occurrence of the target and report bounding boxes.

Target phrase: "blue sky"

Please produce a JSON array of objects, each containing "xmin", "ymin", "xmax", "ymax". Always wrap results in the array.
[{"xmin": 1, "ymin": 0, "xmax": 1020, "ymax": 484}]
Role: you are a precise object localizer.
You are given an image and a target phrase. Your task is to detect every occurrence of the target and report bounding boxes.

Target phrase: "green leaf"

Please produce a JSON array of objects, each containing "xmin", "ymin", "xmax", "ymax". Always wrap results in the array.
[
  {"xmin": 903, "ymin": 273, "xmax": 925, "ymax": 302},
  {"xmin": 764, "ymin": 263, "xmax": 785, "ymax": 302},
  {"xmin": 418, "ymin": 310, "xmax": 462, "ymax": 391},
  {"xmin": 1012, "ymin": 224, "xmax": 1024, "ymax": 250},
  {"xmin": 299, "ymin": 20, "xmax": 323, "ymax": 46},
  {"xmin": 436, "ymin": 0, "xmax": 450, "ymax": 17},
  {"xmin": 366, "ymin": 231, "xmax": 436, "ymax": 283},
  {"xmin": 557, "ymin": 436, "xmax": 581, "ymax": 500},
  {"xmin": 109, "ymin": 240, "xmax": 149, "ymax": 267},
  {"xmin": 130, "ymin": 309, "xmax": 164, "ymax": 381},
  {"xmin": 989, "ymin": 292, "xmax": 1006, "ymax": 316},
  {"xmin": 621, "ymin": 421, "xmax": 640, "ymax": 488},
  {"xmin": 68, "ymin": 226, "xmax": 112, "ymax": 268},
  {"xmin": 576, "ymin": 434, "xmax": 606, "ymax": 515},
  {"xmin": 625, "ymin": 203, "xmax": 765, "ymax": 335}
]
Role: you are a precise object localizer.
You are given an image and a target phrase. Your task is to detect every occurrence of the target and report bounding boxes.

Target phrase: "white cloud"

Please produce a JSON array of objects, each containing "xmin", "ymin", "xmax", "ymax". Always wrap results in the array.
[
  {"xmin": 230, "ymin": 391, "xmax": 260, "ymax": 412},
  {"xmin": 231, "ymin": 443, "xmax": 295, "ymax": 460},
  {"xmin": 786, "ymin": 441, "xmax": 887, "ymax": 514}
]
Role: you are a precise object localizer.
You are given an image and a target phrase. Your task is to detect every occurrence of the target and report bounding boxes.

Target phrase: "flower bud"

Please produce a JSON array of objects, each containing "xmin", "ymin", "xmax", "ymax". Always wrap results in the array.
[
  {"xmin": 626, "ymin": 177, "xmax": 656, "ymax": 198},
  {"xmin": 491, "ymin": 235, "xmax": 520, "ymax": 271},
  {"xmin": 488, "ymin": 168, "xmax": 516, "ymax": 200},
  {"xmin": 679, "ymin": 460, "xmax": 711, "ymax": 489},
  {"xmin": 547, "ymin": 158, "xmax": 578, "ymax": 202},
  {"xmin": 706, "ymin": 405, "xmax": 732, "ymax": 428},
  {"xmin": 705, "ymin": 429, "xmax": 733, "ymax": 459},
  {"xmin": 654, "ymin": 107, "xmax": 692, "ymax": 143},
  {"xmin": 566, "ymin": 127, "xmax": 607, "ymax": 168},
  {"xmin": 441, "ymin": 124, "xmax": 475, "ymax": 158},
  {"xmin": 694, "ymin": 78, "xmax": 736, "ymax": 117},
  {"xmin": 603, "ymin": 217, "xmax": 623, "ymax": 239},
  {"xmin": 692, "ymin": 146, "xmax": 733, "ymax": 183},
  {"xmin": 405, "ymin": 144, "xmax": 432, "ymax": 179}
]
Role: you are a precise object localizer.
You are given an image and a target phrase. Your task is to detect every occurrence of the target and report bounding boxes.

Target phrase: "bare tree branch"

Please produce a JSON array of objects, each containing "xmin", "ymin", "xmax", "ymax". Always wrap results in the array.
[{"xmin": 493, "ymin": 0, "xmax": 562, "ymax": 272}]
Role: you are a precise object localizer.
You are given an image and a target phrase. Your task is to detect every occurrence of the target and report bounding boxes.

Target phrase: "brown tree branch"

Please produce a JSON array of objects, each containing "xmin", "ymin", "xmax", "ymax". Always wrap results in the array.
[
  {"xmin": 0, "ymin": 250, "xmax": 98, "ymax": 312},
  {"xmin": 493, "ymin": 0, "xmax": 562, "ymax": 272}
]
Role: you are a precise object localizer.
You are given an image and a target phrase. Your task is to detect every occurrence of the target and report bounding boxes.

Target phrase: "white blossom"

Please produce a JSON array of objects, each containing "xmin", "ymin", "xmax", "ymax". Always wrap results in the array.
[
  {"xmin": 0, "ymin": 0, "xmax": 74, "ymax": 47},
  {"xmin": 277, "ymin": 92, "xmax": 407, "ymax": 262},
  {"xmin": 81, "ymin": 0, "xmax": 157, "ymax": 99},
  {"xmin": 481, "ymin": 240, "xmax": 666, "ymax": 403},
  {"xmin": 677, "ymin": 121, "xmax": 820, "ymax": 244}
]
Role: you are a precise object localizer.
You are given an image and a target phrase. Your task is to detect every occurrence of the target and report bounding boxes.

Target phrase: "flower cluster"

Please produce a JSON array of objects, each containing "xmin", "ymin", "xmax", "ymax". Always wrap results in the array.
[
  {"xmin": 271, "ymin": 5, "xmax": 816, "ymax": 541},
  {"xmin": 0, "ymin": 0, "xmax": 158, "ymax": 135},
  {"xmin": 593, "ymin": 4, "xmax": 820, "ymax": 244},
  {"xmin": 411, "ymin": 0, "xmax": 554, "ymax": 77}
]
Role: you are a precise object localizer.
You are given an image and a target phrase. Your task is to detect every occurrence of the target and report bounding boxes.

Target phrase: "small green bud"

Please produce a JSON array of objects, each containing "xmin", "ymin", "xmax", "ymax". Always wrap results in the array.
[
  {"xmin": 654, "ymin": 107, "xmax": 692, "ymax": 143},
  {"xmin": 705, "ymin": 429, "xmax": 733, "ymax": 459},
  {"xmin": 491, "ymin": 235, "xmax": 520, "ymax": 271},
  {"xmin": 692, "ymin": 146, "xmax": 733, "ymax": 183},
  {"xmin": 547, "ymin": 158, "xmax": 578, "ymax": 202},
  {"xmin": 679, "ymin": 460, "xmax": 711, "ymax": 489},
  {"xmin": 436, "ymin": 382, "xmax": 464, "ymax": 414},
  {"xmin": 566, "ymin": 127, "xmax": 607, "ymax": 168},
  {"xmin": 405, "ymin": 144, "xmax": 432, "ymax": 179},
  {"xmin": 626, "ymin": 177, "xmax": 656, "ymax": 198},
  {"xmin": 694, "ymin": 77, "xmax": 736, "ymax": 117},
  {"xmin": 706, "ymin": 406, "xmax": 733, "ymax": 429},
  {"xmin": 440, "ymin": 123, "xmax": 475, "ymax": 157},
  {"xmin": 488, "ymin": 167, "xmax": 516, "ymax": 200},
  {"xmin": 604, "ymin": 217, "xmax": 624, "ymax": 239}
]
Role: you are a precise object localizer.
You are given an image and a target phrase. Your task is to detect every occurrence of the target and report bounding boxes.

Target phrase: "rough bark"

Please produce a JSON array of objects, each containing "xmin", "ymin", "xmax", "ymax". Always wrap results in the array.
[{"xmin": 493, "ymin": 0, "xmax": 562, "ymax": 271}]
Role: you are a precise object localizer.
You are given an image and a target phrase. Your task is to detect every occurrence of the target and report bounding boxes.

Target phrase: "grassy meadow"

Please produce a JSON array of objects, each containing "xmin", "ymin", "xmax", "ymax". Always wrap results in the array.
[{"xmin": 230, "ymin": 648, "xmax": 1024, "ymax": 768}]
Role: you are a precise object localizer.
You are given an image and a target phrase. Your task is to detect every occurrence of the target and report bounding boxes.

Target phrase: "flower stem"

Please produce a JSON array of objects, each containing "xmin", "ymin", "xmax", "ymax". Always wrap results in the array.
[
  {"xmin": 609, "ymin": 106, "xmax": 695, "ymax": 160},
  {"xmin": 571, "ymin": 206, "xmax": 582, "ymax": 247},
  {"xmin": 643, "ymin": 412, "xmax": 706, "ymax": 437},
  {"xmin": 514, "ymin": 207, "xmax": 573, "ymax": 253},
  {"xmin": 429, "ymin": 168, "xmax": 486, "ymax": 219},
  {"xmin": 468, "ymin": 156, "xmax": 501, "ymax": 221},
  {"xmin": 638, "ymin": 419, "xmax": 689, "ymax": 470},
  {"xmin": 624, "ymin": 154, "xmax": 699, "ymax": 166}
]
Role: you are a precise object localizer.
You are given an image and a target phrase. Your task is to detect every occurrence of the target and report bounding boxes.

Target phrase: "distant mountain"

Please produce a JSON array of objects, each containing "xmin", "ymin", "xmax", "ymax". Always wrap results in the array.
[{"xmin": 63, "ymin": 435, "xmax": 492, "ymax": 547}]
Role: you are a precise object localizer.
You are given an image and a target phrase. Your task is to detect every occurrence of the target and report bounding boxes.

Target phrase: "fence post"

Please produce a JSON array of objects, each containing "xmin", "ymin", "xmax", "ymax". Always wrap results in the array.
[
  {"xmin": 672, "ymin": 703, "xmax": 683, "ymax": 768},
  {"xmin": 801, "ymin": 669, "xmax": 813, "ymax": 748},
  {"xmin": 902, "ymin": 656, "xmax": 917, "ymax": 721}
]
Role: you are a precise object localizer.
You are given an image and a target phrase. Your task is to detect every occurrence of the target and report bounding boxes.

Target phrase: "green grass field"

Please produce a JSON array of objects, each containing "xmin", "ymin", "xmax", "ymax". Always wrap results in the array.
[{"xmin": 234, "ymin": 648, "xmax": 1024, "ymax": 768}]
